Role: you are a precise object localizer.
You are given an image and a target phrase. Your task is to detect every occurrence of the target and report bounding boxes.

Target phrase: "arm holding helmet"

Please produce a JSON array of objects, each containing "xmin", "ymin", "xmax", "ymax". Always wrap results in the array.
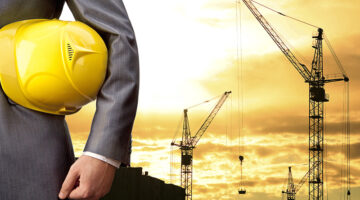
[
  {"xmin": 66, "ymin": 0, "xmax": 138, "ymax": 166},
  {"xmin": 59, "ymin": 0, "xmax": 139, "ymax": 199}
]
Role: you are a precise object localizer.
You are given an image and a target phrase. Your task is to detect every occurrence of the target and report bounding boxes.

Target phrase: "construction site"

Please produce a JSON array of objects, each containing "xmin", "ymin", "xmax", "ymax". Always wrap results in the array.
[{"xmin": 61, "ymin": 0, "xmax": 359, "ymax": 199}]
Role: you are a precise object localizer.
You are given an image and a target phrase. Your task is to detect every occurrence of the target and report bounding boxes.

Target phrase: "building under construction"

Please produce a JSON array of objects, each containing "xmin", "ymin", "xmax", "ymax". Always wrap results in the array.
[{"xmin": 102, "ymin": 167, "xmax": 185, "ymax": 200}]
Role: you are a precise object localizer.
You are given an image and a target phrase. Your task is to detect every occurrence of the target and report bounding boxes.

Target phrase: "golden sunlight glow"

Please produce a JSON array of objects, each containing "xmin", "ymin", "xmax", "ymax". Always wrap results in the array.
[{"xmin": 61, "ymin": 0, "xmax": 360, "ymax": 199}]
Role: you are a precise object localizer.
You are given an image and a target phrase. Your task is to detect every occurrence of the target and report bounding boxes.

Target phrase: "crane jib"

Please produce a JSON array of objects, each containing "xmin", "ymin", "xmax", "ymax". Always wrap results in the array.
[
  {"xmin": 241, "ymin": 0, "xmax": 312, "ymax": 81},
  {"xmin": 190, "ymin": 91, "xmax": 231, "ymax": 146}
]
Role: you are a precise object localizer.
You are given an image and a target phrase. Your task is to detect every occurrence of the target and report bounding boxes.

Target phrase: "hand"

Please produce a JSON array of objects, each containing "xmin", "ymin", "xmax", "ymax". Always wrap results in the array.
[{"xmin": 58, "ymin": 155, "xmax": 117, "ymax": 200}]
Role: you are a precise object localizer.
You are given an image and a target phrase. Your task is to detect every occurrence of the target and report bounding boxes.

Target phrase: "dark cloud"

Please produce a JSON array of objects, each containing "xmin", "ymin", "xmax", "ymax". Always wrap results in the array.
[
  {"xmin": 351, "ymin": 143, "xmax": 360, "ymax": 160},
  {"xmin": 192, "ymin": 140, "xmax": 360, "ymax": 167},
  {"xmin": 263, "ymin": 176, "xmax": 286, "ymax": 185},
  {"xmin": 192, "ymin": 181, "xmax": 280, "ymax": 200},
  {"xmin": 239, "ymin": 192, "xmax": 280, "ymax": 200},
  {"xmin": 326, "ymin": 142, "xmax": 360, "ymax": 162},
  {"xmin": 245, "ymin": 113, "xmax": 360, "ymax": 135}
]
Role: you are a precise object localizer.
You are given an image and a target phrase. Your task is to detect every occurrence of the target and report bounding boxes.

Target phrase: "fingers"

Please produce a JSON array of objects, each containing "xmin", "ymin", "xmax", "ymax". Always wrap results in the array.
[
  {"xmin": 68, "ymin": 184, "xmax": 90, "ymax": 199},
  {"xmin": 59, "ymin": 156, "xmax": 116, "ymax": 200},
  {"xmin": 68, "ymin": 183, "xmax": 100, "ymax": 200},
  {"xmin": 58, "ymin": 166, "xmax": 80, "ymax": 199}
]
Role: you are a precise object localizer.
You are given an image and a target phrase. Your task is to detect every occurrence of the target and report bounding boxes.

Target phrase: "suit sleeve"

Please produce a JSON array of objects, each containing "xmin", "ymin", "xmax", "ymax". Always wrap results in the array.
[{"xmin": 66, "ymin": 0, "xmax": 139, "ymax": 165}]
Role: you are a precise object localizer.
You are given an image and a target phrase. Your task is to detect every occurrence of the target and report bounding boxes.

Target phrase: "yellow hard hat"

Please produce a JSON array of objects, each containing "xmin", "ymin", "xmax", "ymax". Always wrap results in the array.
[{"xmin": 0, "ymin": 19, "xmax": 108, "ymax": 115}]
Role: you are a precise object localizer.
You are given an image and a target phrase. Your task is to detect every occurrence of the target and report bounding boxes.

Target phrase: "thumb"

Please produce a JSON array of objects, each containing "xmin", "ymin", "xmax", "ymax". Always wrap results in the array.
[
  {"xmin": 58, "ymin": 167, "xmax": 80, "ymax": 199},
  {"xmin": 68, "ymin": 184, "xmax": 90, "ymax": 200}
]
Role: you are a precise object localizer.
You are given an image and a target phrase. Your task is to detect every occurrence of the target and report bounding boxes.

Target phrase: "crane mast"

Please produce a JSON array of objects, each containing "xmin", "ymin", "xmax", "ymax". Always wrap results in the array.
[
  {"xmin": 241, "ymin": 1, "xmax": 348, "ymax": 200},
  {"xmin": 171, "ymin": 91, "xmax": 231, "ymax": 200},
  {"xmin": 309, "ymin": 29, "xmax": 325, "ymax": 200},
  {"xmin": 283, "ymin": 164, "xmax": 319, "ymax": 200},
  {"xmin": 284, "ymin": 167, "xmax": 296, "ymax": 200}
]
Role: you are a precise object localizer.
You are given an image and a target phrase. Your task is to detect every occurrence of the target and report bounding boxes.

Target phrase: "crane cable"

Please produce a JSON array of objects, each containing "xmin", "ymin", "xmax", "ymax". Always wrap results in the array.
[
  {"xmin": 171, "ymin": 113, "xmax": 184, "ymax": 144},
  {"xmin": 324, "ymin": 33, "xmax": 350, "ymax": 198},
  {"xmin": 324, "ymin": 34, "xmax": 348, "ymax": 78},
  {"xmin": 170, "ymin": 144, "xmax": 174, "ymax": 184},
  {"xmin": 250, "ymin": 0, "xmax": 320, "ymax": 29},
  {"xmin": 251, "ymin": 0, "xmax": 349, "ymax": 81},
  {"xmin": 186, "ymin": 94, "xmax": 222, "ymax": 110},
  {"xmin": 346, "ymin": 81, "xmax": 351, "ymax": 199},
  {"xmin": 236, "ymin": 0, "xmax": 245, "ymax": 191},
  {"xmin": 340, "ymin": 80, "xmax": 351, "ymax": 200},
  {"xmin": 341, "ymin": 82, "xmax": 346, "ymax": 200},
  {"xmin": 170, "ymin": 113, "xmax": 184, "ymax": 184},
  {"xmin": 236, "ymin": 0, "xmax": 244, "ymax": 157}
]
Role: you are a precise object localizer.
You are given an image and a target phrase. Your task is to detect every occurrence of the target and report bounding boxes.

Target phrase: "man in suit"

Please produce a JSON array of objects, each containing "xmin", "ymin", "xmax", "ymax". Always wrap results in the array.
[{"xmin": 0, "ymin": 0, "xmax": 139, "ymax": 199}]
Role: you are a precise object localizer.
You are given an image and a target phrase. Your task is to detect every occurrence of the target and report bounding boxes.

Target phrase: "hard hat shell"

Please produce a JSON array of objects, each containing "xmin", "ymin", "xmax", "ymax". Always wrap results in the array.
[{"xmin": 0, "ymin": 19, "xmax": 108, "ymax": 115}]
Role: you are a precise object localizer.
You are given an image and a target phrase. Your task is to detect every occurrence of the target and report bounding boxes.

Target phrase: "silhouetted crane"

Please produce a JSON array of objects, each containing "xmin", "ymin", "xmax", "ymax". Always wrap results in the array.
[
  {"xmin": 241, "ymin": 1, "xmax": 349, "ymax": 199},
  {"xmin": 171, "ymin": 91, "xmax": 231, "ymax": 200},
  {"xmin": 282, "ymin": 165, "xmax": 317, "ymax": 200}
]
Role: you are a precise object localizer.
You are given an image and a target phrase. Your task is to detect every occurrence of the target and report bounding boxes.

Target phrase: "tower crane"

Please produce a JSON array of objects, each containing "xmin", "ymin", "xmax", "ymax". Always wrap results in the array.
[
  {"xmin": 283, "ymin": 166, "xmax": 297, "ymax": 200},
  {"xmin": 241, "ymin": 1, "xmax": 349, "ymax": 200},
  {"xmin": 171, "ymin": 91, "xmax": 231, "ymax": 200},
  {"xmin": 282, "ymin": 164, "xmax": 318, "ymax": 200}
]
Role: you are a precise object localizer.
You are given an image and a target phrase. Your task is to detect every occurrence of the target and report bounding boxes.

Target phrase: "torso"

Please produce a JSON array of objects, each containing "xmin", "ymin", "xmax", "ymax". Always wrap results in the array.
[{"xmin": 0, "ymin": 1, "xmax": 73, "ymax": 194}]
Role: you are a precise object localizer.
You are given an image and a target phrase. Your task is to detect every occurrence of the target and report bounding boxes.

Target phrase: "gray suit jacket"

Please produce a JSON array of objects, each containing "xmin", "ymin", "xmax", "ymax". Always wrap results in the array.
[{"xmin": 0, "ymin": 0, "xmax": 139, "ymax": 199}]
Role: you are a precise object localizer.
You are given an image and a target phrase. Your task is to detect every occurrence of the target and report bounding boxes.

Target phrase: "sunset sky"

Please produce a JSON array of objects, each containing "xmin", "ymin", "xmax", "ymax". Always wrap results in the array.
[{"xmin": 61, "ymin": 0, "xmax": 360, "ymax": 199}]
